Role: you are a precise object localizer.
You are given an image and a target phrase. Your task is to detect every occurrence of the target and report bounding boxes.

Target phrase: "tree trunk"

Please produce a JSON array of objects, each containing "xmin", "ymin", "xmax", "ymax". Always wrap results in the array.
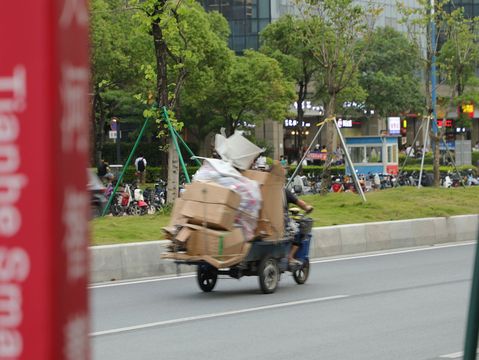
[
  {"xmin": 321, "ymin": 96, "xmax": 336, "ymax": 194},
  {"xmin": 433, "ymin": 135, "xmax": 440, "ymax": 186},
  {"xmin": 296, "ymin": 81, "xmax": 305, "ymax": 160},
  {"xmin": 167, "ymin": 140, "xmax": 179, "ymax": 204},
  {"xmin": 152, "ymin": 2, "xmax": 179, "ymax": 203},
  {"xmin": 93, "ymin": 88, "xmax": 106, "ymax": 166}
]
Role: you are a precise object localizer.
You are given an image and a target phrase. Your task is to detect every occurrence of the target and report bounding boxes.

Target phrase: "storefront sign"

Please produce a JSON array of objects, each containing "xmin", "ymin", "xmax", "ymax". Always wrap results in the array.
[
  {"xmin": 307, "ymin": 152, "xmax": 327, "ymax": 161},
  {"xmin": 284, "ymin": 119, "xmax": 311, "ymax": 127},
  {"xmin": 437, "ymin": 119, "xmax": 453, "ymax": 128},
  {"xmin": 387, "ymin": 117, "xmax": 400, "ymax": 135},
  {"xmin": 0, "ymin": 2, "xmax": 90, "ymax": 359},
  {"xmin": 337, "ymin": 119, "xmax": 353, "ymax": 128}
]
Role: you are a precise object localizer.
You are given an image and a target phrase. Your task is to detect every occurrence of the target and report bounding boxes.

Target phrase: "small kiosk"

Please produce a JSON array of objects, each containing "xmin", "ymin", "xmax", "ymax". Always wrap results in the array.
[{"xmin": 345, "ymin": 136, "xmax": 399, "ymax": 175}]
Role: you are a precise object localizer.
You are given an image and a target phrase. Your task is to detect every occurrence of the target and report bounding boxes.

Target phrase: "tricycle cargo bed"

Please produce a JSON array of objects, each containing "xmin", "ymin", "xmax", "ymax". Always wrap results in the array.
[
  {"xmin": 161, "ymin": 251, "xmax": 247, "ymax": 269},
  {"xmin": 161, "ymin": 238, "xmax": 292, "ymax": 269}
]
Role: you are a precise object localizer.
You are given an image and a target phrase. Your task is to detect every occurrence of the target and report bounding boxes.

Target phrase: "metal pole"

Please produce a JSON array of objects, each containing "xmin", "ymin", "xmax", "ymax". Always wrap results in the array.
[
  {"xmin": 431, "ymin": 0, "xmax": 438, "ymax": 135},
  {"xmin": 116, "ymin": 121, "xmax": 121, "ymax": 164},
  {"xmin": 101, "ymin": 109, "xmax": 153, "ymax": 216},
  {"xmin": 418, "ymin": 116, "xmax": 431, "ymax": 188},
  {"xmin": 399, "ymin": 120, "xmax": 427, "ymax": 176},
  {"xmin": 463, "ymin": 228, "xmax": 479, "ymax": 360},
  {"xmin": 172, "ymin": 127, "xmax": 201, "ymax": 166},
  {"xmin": 286, "ymin": 121, "xmax": 326, "ymax": 188},
  {"xmin": 333, "ymin": 118, "xmax": 367, "ymax": 203},
  {"xmin": 161, "ymin": 106, "xmax": 190, "ymax": 184}
]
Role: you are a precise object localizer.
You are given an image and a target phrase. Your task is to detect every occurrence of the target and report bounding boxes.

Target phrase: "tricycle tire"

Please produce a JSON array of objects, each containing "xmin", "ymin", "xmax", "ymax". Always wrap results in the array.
[
  {"xmin": 258, "ymin": 257, "xmax": 279, "ymax": 294},
  {"xmin": 293, "ymin": 259, "xmax": 310, "ymax": 285},
  {"xmin": 197, "ymin": 264, "xmax": 218, "ymax": 292}
]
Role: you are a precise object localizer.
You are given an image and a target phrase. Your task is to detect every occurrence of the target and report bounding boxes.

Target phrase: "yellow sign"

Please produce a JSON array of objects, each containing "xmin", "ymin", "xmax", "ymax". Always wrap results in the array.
[{"xmin": 462, "ymin": 103, "xmax": 474, "ymax": 113}]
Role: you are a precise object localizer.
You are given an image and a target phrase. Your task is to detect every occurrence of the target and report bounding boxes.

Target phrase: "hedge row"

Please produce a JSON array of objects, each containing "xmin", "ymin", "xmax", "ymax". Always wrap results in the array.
[{"xmin": 106, "ymin": 163, "xmax": 477, "ymax": 184}]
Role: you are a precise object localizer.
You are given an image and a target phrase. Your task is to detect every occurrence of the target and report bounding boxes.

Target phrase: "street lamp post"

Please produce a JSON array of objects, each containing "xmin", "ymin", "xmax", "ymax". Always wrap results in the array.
[{"xmin": 111, "ymin": 117, "xmax": 121, "ymax": 164}]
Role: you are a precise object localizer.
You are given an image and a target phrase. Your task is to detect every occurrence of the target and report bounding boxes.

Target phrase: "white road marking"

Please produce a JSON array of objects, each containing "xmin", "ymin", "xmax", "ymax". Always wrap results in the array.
[
  {"xmin": 310, "ymin": 241, "xmax": 476, "ymax": 264},
  {"xmin": 89, "ymin": 274, "xmax": 195, "ymax": 289},
  {"xmin": 91, "ymin": 241, "xmax": 475, "ymax": 289},
  {"xmin": 440, "ymin": 349, "xmax": 479, "ymax": 358},
  {"xmin": 90, "ymin": 294, "xmax": 349, "ymax": 337},
  {"xmin": 440, "ymin": 351, "xmax": 463, "ymax": 358}
]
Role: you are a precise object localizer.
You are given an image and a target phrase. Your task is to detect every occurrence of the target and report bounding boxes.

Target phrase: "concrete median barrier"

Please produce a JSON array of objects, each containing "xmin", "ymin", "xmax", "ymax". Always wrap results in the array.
[{"xmin": 90, "ymin": 214, "xmax": 478, "ymax": 283}]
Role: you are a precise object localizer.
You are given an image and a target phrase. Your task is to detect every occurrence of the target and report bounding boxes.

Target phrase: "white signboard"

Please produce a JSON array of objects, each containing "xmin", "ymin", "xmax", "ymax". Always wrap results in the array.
[
  {"xmin": 388, "ymin": 117, "xmax": 400, "ymax": 135},
  {"xmin": 109, "ymin": 130, "xmax": 120, "ymax": 139}
]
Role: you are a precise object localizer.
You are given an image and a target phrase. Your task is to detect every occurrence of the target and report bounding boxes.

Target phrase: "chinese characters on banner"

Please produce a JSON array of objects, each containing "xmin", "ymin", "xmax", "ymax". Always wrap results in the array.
[{"xmin": 0, "ymin": 1, "xmax": 90, "ymax": 360}]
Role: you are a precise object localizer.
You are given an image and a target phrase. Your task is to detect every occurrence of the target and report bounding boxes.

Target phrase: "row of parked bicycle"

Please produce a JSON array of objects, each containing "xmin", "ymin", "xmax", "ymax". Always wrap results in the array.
[
  {"xmin": 90, "ymin": 169, "xmax": 477, "ymax": 218},
  {"xmin": 289, "ymin": 169, "xmax": 479, "ymax": 195},
  {"xmin": 103, "ymin": 179, "xmax": 168, "ymax": 216}
]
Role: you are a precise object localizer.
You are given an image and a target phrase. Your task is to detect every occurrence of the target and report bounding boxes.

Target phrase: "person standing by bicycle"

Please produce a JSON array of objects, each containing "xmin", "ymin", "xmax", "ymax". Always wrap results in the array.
[{"xmin": 135, "ymin": 155, "xmax": 147, "ymax": 185}]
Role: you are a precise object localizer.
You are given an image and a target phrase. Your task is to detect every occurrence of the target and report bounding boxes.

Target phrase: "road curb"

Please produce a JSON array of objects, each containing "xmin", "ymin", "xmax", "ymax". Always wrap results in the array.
[{"xmin": 90, "ymin": 214, "xmax": 479, "ymax": 283}]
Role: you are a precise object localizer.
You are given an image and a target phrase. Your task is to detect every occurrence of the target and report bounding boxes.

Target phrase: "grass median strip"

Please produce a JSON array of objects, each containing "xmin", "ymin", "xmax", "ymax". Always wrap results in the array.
[{"xmin": 91, "ymin": 187, "xmax": 479, "ymax": 246}]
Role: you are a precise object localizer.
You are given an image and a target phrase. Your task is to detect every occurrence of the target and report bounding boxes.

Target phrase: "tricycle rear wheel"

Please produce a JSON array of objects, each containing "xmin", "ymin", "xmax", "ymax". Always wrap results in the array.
[
  {"xmin": 293, "ymin": 259, "xmax": 310, "ymax": 284},
  {"xmin": 258, "ymin": 257, "xmax": 279, "ymax": 294},
  {"xmin": 197, "ymin": 264, "xmax": 218, "ymax": 292}
]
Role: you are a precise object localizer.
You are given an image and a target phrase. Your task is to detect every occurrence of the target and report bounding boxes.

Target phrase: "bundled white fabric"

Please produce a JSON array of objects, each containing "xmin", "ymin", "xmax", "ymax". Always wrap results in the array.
[{"xmin": 193, "ymin": 160, "xmax": 261, "ymax": 240}]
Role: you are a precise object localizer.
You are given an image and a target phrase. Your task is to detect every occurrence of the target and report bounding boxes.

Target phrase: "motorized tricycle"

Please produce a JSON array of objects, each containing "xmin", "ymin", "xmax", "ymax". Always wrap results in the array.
[{"xmin": 175, "ymin": 210, "xmax": 313, "ymax": 294}]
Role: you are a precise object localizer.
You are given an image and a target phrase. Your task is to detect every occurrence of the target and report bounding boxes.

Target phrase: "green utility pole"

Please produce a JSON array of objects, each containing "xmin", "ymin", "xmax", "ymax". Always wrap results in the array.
[
  {"xmin": 101, "ymin": 108, "xmax": 154, "ymax": 216},
  {"xmin": 464, "ymin": 228, "xmax": 479, "ymax": 359},
  {"xmin": 161, "ymin": 106, "xmax": 191, "ymax": 183}
]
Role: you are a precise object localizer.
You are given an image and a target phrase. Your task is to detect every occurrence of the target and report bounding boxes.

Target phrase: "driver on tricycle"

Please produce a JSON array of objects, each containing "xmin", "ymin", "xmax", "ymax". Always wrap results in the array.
[{"xmin": 285, "ymin": 188, "xmax": 313, "ymax": 266}]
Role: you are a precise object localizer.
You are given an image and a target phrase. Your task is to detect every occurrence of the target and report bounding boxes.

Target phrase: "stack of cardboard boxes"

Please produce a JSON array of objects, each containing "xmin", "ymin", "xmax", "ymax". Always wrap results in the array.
[{"xmin": 162, "ymin": 162, "xmax": 286, "ymax": 268}]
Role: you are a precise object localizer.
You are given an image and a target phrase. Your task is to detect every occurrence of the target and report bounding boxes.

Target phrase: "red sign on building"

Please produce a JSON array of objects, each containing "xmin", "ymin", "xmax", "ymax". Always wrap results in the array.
[{"xmin": 0, "ymin": 2, "xmax": 90, "ymax": 360}]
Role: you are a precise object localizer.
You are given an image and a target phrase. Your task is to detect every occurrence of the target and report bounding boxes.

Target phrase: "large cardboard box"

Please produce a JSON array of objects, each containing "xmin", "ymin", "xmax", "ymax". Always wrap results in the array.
[
  {"xmin": 169, "ymin": 198, "xmax": 187, "ymax": 226},
  {"xmin": 181, "ymin": 200, "xmax": 236, "ymax": 230},
  {"xmin": 242, "ymin": 161, "xmax": 285, "ymax": 240},
  {"xmin": 182, "ymin": 181, "xmax": 241, "ymax": 208},
  {"xmin": 180, "ymin": 181, "xmax": 241, "ymax": 230},
  {"xmin": 182, "ymin": 225, "xmax": 245, "ymax": 257}
]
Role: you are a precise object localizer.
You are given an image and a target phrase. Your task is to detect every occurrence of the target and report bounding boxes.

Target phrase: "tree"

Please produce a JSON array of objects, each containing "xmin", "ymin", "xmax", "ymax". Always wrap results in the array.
[
  {"xmin": 90, "ymin": 0, "xmax": 153, "ymax": 165},
  {"xmin": 130, "ymin": 0, "xmax": 233, "ymax": 202},
  {"xmin": 398, "ymin": 0, "xmax": 479, "ymax": 184},
  {"xmin": 358, "ymin": 26, "xmax": 424, "ymax": 120},
  {"xmin": 176, "ymin": 11, "xmax": 233, "ymax": 155},
  {"xmin": 295, "ymin": 0, "xmax": 382, "ymax": 193},
  {"xmin": 260, "ymin": 15, "xmax": 319, "ymax": 157},
  {"xmin": 198, "ymin": 50, "xmax": 295, "ymax": 137},
  {"xmin": 180, "ymin": 49, "xmax": 295, "ymax": 158},
  {"xmin": 438, "ymin": 10, "xmax": 479, "ymax": 140}
]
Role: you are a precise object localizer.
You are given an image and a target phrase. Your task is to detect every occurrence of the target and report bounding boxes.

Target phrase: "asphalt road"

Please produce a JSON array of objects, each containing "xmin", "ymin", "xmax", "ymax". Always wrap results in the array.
[{"xmin": 91, "ymin": 242, "xmax": 477, "ymax": 360}]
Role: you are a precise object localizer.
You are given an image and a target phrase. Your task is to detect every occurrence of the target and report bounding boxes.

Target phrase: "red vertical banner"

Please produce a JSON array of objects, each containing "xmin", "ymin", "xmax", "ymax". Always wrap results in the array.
[{"xmin": 0, "ymin": 1, "xmax": 90, "ymax": 360}]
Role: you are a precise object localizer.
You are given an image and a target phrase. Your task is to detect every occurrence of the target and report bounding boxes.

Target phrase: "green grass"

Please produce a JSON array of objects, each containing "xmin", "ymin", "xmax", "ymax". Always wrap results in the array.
[
  {"xmin": 92, "ymin": 212, "xmax": 171, "ymax": 246},
  {"xmin": 302, "ymin": 187, "xmax": 479, "ymax": 226},
  {"xmin": 91, "ymin": 187, "xmax": 479, "ymax": 246}
]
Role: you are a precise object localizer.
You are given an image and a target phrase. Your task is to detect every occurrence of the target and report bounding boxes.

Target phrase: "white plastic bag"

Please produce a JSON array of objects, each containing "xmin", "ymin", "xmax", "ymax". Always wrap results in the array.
[
  {"xmin": 193, "ymin": 160, "xmax": 261, "ymax": 240},
  {"xmin": 214, "ymin": 131, "xmax": 264, "ymax": 170}
]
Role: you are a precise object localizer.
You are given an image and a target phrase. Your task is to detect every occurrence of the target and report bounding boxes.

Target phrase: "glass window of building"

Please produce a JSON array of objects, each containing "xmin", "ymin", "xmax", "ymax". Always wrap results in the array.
[
  {"xmin": 366, "ymin": 146, "xmax": 382, "ymax": 163},
  {"xmin": 349, "ymin": 147, "xmax": 366, "ymax": 163},
  {"xmin": 200, "ymin": 0, "xmax": 271, "ymax": 53}
]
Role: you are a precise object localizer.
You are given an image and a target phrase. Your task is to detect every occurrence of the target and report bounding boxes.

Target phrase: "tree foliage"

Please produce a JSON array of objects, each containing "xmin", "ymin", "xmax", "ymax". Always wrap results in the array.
[
  {"xmin": 182, "ymin": 50, "xmax": 295, "ymax": 137},
  {"xmin": 358, "ymin": 26, "xmax": 424, "ymax": 117},
  {"xmin": 90, "ymin": 0, "xmax": 153, "ymax": 164},
  {"xmin": 398, "ymin": 0, "xmax": 479, "ymax": 185},
  {"xmin": 260, "ymin": 14, "xmax": 319, "ymax": 153},
  {"xmin": 295, "ymin": 0, "xmax": 382, "ymax": 193}
]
